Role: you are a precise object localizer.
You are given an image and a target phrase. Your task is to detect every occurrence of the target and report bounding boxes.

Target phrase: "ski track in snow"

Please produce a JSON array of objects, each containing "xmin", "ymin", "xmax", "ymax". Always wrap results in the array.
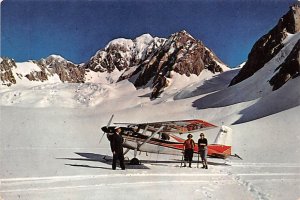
[
  {"xmin": 1, "ymin": 163, "xmax": 300, "ymax": 200},
  {"xmin": 227, "ymin": 171, "xmax": 271, "ymax": 200}
]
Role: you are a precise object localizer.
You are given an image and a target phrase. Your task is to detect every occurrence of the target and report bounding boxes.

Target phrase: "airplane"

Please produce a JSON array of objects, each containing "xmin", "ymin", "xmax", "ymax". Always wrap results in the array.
[{"xmin": 100, "ymin": 115, "xmax": 240, "ymax": 165}]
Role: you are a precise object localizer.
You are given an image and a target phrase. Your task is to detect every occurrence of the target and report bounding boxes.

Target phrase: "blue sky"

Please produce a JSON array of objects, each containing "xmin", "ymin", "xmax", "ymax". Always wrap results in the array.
[{"xmin": 1, "ymin": 0, "xmax": 296, "ymax": 67}]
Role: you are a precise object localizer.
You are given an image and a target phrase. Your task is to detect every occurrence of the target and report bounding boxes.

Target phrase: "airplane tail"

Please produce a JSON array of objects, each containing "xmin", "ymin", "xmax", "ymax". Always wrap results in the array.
[
  {"xmin": 214, "ymin": 125, "xmax": 232, "ymax": 146},
  {"xmin": 208, "ymin": 125, "xmax": 233, "ymax": 159}
]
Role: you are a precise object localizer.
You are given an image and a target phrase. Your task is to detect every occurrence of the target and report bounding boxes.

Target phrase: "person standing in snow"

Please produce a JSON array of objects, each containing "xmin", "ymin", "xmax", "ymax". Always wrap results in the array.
[
  {"xmin": 183, "ymin": 134, "xmax": 195, "ymax": 168},
  {"xmin": 198, "ymin": 133, "xmax": 208, "ymax": 169},
  {"xmin": 109, "ymin": 127, "xmax": 125, "ymax": 170}
]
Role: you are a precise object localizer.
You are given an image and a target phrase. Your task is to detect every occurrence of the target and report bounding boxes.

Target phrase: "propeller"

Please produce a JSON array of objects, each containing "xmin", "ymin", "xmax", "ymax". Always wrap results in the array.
[{"xmin": 99, "ymin": 114, "xmax": 114, "ymax": 144}]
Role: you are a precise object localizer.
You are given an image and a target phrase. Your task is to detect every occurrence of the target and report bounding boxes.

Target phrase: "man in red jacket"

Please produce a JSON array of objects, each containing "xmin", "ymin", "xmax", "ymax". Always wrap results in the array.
[{"xmin": 183, "ymin": 134, "xmax": 195, "ymax": 168}]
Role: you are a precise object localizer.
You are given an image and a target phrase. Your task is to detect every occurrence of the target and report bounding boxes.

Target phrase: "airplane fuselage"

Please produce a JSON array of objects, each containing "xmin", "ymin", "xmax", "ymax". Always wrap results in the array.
[
  {"xmin": 121, "ymin": 130, "xmax": 231, "ymax": 158},
  {"xmin": 102, "ymin": 123, "xmax": 232, "ymax": 159}
]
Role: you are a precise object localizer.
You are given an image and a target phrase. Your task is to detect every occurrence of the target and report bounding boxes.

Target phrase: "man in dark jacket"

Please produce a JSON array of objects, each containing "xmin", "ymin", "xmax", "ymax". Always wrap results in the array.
[
  {"xmin": 198, "ymin": 133, "xmax": 208, "ymax": 169},
  {"xmin": 109, "ymin": 127, "xmax": 125, "ymax": 170}
]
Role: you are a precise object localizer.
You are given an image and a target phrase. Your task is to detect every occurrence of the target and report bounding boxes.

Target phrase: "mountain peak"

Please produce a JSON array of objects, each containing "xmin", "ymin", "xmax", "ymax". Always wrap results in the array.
[
  {"xmin": 134, "ymin": 33, "xmax": 154, "ymax": 43},
  {"xmin": 85, "ymin": 33, "xmax": 165, "ymax": 73},
  {"xmin": 132, "ymin": 30, "xmax": 227, "ymax": 98},
  {"xmin": 44, "ymin": 54, "xmax": 68, "ymax": 63},
  {"xmin": 288, "ymin": 2, "xmax": 300, "ymax": 33},
  {"xmin": 171, "ymin": 30, "xmax": 195, "ymax": 41},
  {"xmin": 106, "ymin": 38, "xmax": 134, "ymax": 50},
  {"xmin": 176, "ymin": 30, "xmax": 189, "ymax": 35},
  {"xmin": 294, "ymin": 0, "xmax": 300, "ymax": 6},
  {"xmin": 229, "ymin": 3, "xmax": 300, "ymax": 86},
  {"xmin": 47, "ymin": 54, "xmax": 65, "ymax": 60}
]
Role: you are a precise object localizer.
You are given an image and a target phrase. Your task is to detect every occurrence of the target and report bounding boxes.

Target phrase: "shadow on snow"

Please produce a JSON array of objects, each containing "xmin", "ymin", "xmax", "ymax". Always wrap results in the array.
[
  {"xmin": 57, "ymin": 152, "xmax": 150, "ymax": 170},
  {"xmin": 57, "ymin": 152, "xmax": 230, "ymax": 170}
]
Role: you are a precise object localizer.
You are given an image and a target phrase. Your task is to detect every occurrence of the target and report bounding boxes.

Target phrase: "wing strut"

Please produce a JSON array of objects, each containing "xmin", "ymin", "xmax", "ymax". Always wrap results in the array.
[
  {"xmin": 137, "ymin": 126, "xmax": 164, "ymax": 150},
  {"xmin": 123, "ymin": 148, "xmax": 130, "ymax": 156},
  {"xmin": 141, "ymin": 125, "xmax": 149, "ymax": 135}
]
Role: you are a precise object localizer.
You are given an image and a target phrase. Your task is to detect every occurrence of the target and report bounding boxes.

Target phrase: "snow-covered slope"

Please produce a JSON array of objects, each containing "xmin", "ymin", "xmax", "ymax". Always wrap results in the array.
[{"xmin": 191, "ymin": 33, "xmax": 300, "ymax": 124}]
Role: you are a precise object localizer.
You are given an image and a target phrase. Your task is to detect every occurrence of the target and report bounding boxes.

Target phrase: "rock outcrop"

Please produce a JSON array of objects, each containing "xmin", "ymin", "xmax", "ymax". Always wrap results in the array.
[
  {"xmin": 0, "ymin": 58, "xmax": 17, "ymax": 86},
  {"xmin": 269, "ymin": 39, "xmax": 300, "ymax": 90},
  {"xmin": 0, "ymin": 55, "xmax": 85, "ymax": 86},
  {"xmin": 84, "ymin": 34, "xmax": 166, "ymax": 73},
  {"xmin": 229, "ymin": 3, "xmax": 300, "ymax": 86},
  {"xmin": 36, "ymin": 55, "xmax": 85, "ymax": 83},
  {"xmin": 129, "ymin": 30, "xmax": 227, "ymax": 98}
]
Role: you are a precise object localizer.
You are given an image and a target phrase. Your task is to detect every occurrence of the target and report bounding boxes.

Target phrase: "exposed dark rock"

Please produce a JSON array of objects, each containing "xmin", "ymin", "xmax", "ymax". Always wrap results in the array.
[
  {"xmin": 36, "ymin": 55, "xmax": 85, "ymax": 83},
  {"xmin": 150, "ymin": 74, "xmax": 168, "ymax": 99},
  {"xmin": 0, "ymin": 55, "xmax": 86, "ymax": 85},
  {"xmin": 132, "ymin": 30, "xmax": 227, "ymax": 98},
  {"xmin": 269, "ymin": 39, "xmax": 300, "ymax": 90},
  {"xmin": 84, "ymin": 34, "xmax": 166, "ymax": 73},
  {"xmin": 25, "ymin": 71, "xmax": 48, "ymax": 82},
  {"xmin": 0, "ymin": 57, "xmax": 17, "ymax": 86},
  {"xmin": 230, "ymin": 4, "xmax": 300, "ymax": 86}
]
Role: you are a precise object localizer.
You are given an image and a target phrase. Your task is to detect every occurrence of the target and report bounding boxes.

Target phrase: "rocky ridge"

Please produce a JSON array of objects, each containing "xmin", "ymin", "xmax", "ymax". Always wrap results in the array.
[
  {"xmin": 269, "ymin": 39, "xmax": 300, "ymax": 90},
  {"xmin": 130, "ymin": 31, "xmax": 227, "ymax": 92},
  {"xmin": 229, "ymin": 3, "xmax": 300, "ymax": 89},
  {"xmin": 84, "ymin": 34, "xmax": 166, "ymax": 73},
  {"xmin": 0, "ymin": 58, "xmax": 17, "ymax": 86},
  {"xmin": 1, "ymin": 31, "xmax": 227, "ymax": 98},
  {"xmin": 0, "ymin": 55, "xmax": 85, "ymax": 87},
  {"xmin": 35, "ymin": 55, "xmax": 85, "ymax": 83}
]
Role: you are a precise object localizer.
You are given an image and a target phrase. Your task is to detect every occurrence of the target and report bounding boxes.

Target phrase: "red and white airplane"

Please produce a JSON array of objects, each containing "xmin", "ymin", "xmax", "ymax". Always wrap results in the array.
[{"xmin": 101, "ymin": 115, "xmax": 238, "ymax": 165}]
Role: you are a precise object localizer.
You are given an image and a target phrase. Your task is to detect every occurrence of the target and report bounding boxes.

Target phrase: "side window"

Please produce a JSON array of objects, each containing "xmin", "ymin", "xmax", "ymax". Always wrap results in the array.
[{"xmin": 161, "ymin": 133, "xmax": 170, "ymax": 140}]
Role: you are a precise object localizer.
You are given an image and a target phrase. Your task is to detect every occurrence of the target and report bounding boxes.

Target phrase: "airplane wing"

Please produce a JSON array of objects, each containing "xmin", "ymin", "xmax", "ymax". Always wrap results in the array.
[{"xmin": 115, "ymin": 119, "xmax": 217, "ymax": 134}]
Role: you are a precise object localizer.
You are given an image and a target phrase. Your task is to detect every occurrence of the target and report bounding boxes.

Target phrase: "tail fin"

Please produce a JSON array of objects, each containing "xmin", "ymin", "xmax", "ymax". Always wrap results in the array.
[
  {"xmin": 214, "ymin": 125, "xmax": 232, "ymax": 146},
  {"xmin": 208, "ymin": 126, "xmax": 233, "ymax": 159}
]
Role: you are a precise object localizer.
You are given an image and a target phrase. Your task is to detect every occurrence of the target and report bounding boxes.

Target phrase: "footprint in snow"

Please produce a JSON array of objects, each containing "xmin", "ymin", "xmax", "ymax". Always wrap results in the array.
[{"xmin": 202, "ymin": 190, "xmax": 213, "ymax": 199}]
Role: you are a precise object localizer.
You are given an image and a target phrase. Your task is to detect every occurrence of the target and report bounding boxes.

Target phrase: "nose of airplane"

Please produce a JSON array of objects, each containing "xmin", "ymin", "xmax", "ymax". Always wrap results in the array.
[{"xmin": 101, "ymin": 126, "xmax": 109, "ymax": 133}]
